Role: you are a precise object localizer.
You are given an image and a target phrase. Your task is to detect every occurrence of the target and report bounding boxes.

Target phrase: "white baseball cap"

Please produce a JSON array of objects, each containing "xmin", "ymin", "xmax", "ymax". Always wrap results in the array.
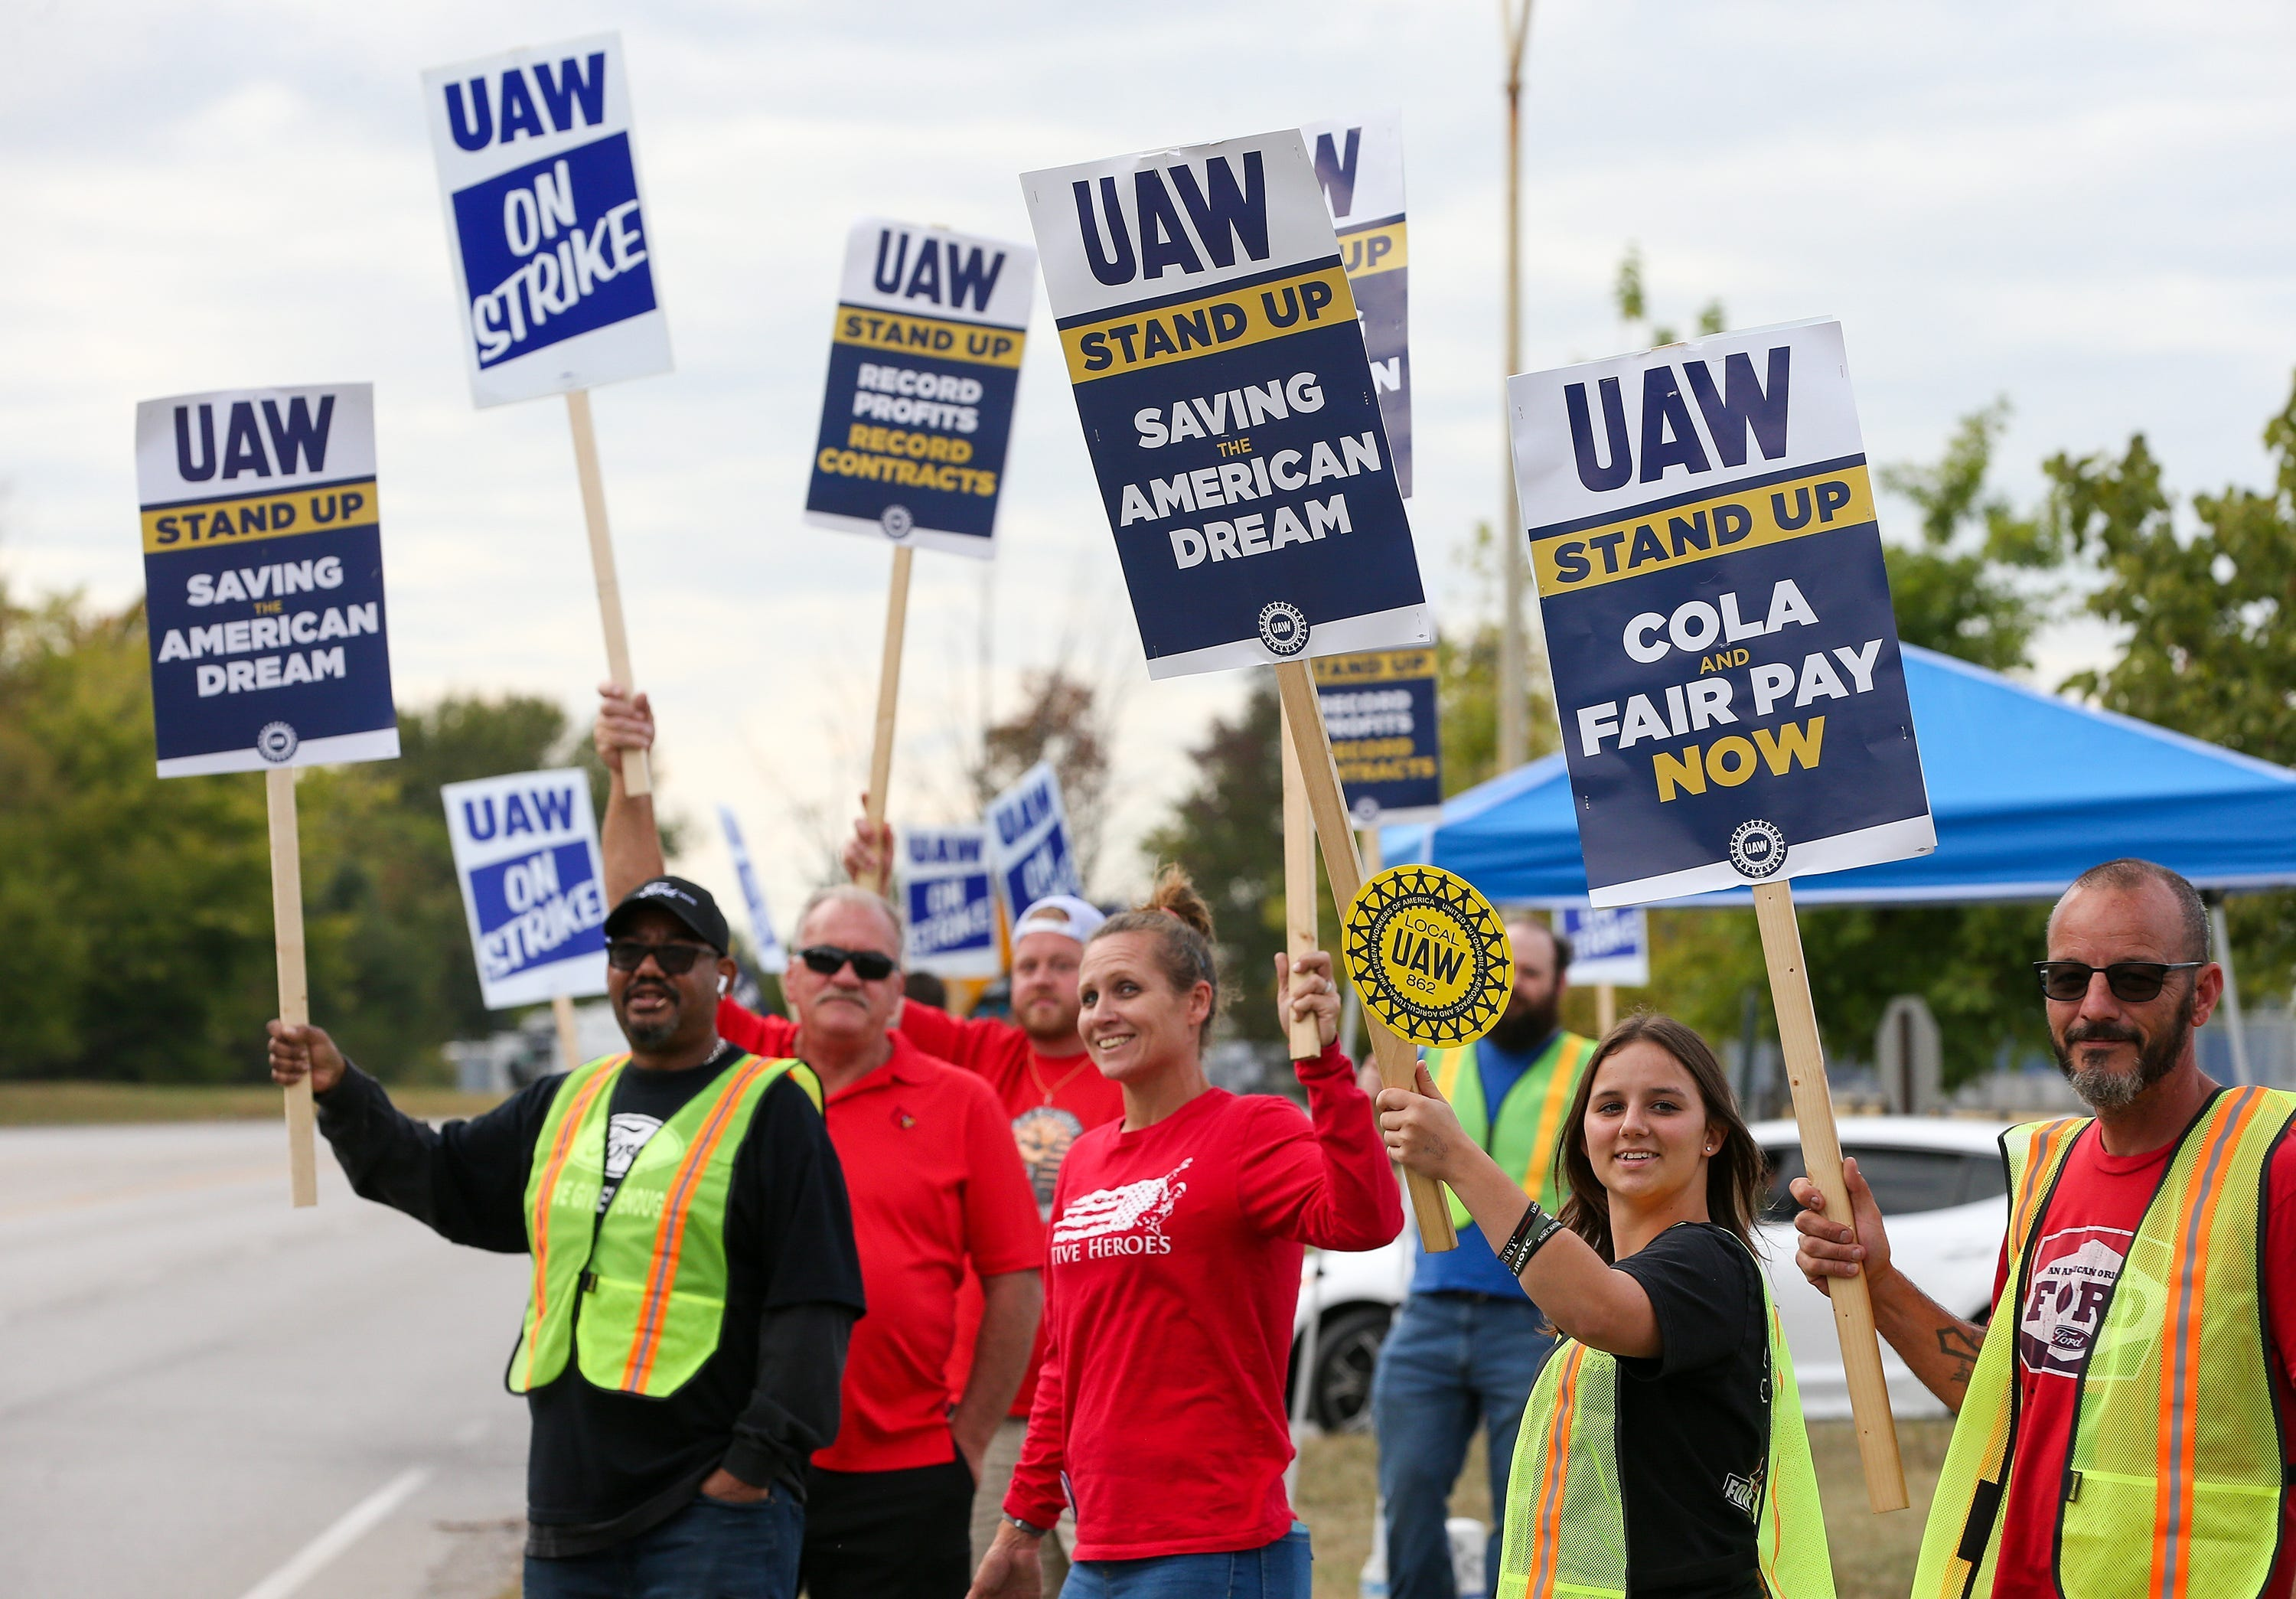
[{"xmin": 1011, "ymin": 894, "xmax": 1107, "ymax": 946}]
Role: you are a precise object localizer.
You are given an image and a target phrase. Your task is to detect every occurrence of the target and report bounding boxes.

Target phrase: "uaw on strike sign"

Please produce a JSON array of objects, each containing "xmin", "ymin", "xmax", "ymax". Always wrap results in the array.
[
  {"xmin": 443, "ymin": 769, "xmax": 609, "ymax": 1010},
  {"xmin": 1022, "ymin": 130, "xmax": 1428, "ymax": 677},
  {"xmin": 136, "ymin": 385, "xmax": 398, "ymax": 776},
  {"xmin": 805, "ymin": 220, "xmax": 1034, "ymax": 557},
  {"xmin": 1509, "ymin": 320, "xmax": 1932, "ymax": 906},
  {"xmin": 422, "ymin": 34, "xmax": 670, "ymax": 406}
]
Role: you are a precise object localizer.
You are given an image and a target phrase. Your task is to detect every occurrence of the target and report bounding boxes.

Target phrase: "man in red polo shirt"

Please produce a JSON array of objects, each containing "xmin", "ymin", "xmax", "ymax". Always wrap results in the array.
[{"xmin": 594, "ymin": 697, "xmax": 1042, "ymax": 1599}]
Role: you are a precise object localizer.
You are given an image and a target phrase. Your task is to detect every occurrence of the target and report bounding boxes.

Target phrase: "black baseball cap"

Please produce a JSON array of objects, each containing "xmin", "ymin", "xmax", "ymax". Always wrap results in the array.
[{"xmin": 604, "ymin": 876, "xmax": 731, "ymax": 954}]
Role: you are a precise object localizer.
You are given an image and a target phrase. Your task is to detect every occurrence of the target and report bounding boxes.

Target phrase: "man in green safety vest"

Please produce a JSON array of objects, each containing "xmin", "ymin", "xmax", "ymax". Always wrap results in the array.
[
  {"xmin": 1794, "ymin": 858, "xmax": 2296, "ymax": 1599},
  {"xmin": 1371, "ymin": 915, "xmax": 1599, "ymax": 1599},
  {"xmin": 268, "ymin": 876, "xmax": 865, "ymax": 1599}
]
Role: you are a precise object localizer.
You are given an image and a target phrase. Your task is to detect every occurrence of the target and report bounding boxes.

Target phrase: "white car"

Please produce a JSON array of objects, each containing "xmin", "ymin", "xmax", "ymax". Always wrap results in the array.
[{"xmin": 1289, "ymin": 1115, "xmax": 2011, "ymax": 1428}]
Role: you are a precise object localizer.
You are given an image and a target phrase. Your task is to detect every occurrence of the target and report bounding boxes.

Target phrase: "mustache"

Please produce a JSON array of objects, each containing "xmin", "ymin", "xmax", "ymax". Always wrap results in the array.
[
  {"xmin": 622, "ymin": 981, "xmax": 678, "ymax": 1005},
  {"xmin": 2064, "ymin": 1020, "xmax": 2142, "ymax": 1046}
]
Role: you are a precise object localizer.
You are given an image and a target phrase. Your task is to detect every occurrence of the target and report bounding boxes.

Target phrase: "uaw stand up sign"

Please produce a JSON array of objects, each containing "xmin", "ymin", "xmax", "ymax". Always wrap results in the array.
[{"xmin": 1509, "ymin": 318, "xmax": 1929, "ymax": 1512}]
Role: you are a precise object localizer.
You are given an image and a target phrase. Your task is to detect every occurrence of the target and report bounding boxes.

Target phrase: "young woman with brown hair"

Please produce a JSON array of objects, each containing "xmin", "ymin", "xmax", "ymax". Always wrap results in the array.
[
  {"xmin": 1379, "ymin": 1013, "xmax": 1835, "ymax": 1599},
  {"xmin": 968, "ymin": 867, "xmax": 1403, "ymax": 1599}
]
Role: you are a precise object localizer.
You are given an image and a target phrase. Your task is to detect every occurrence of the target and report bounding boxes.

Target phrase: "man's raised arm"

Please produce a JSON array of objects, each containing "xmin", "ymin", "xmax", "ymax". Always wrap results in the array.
[{"xmin": 595, "ymin": 682, "xmax": 669, "ymax": 902}]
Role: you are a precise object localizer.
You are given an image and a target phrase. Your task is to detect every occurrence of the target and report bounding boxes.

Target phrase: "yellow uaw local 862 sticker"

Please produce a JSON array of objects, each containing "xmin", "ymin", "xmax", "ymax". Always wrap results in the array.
[{"xmin": 1344, "ymin": 866, "xmax": 1513, "ymax": 1046}]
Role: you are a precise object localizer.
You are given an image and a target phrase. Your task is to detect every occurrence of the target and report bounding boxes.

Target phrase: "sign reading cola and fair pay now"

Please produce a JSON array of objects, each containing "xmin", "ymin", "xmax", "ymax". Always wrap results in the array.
[
  {"xmin": 422, "ymin": 34, "xmax": 669, "ymax": 407},
  {"xmin": 1509, "ymin": 320, "xmax": 1932, "ymax": 906},
  {"xmin": 1021, "ymin": 130, "xmax": 1428, "ymax": 677}
]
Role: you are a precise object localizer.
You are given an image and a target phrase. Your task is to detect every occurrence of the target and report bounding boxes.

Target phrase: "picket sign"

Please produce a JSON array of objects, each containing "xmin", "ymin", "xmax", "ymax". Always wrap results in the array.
[
  {"xmin": 1278, "ymin": 697, "xmax": 1324, "ymax": 1061},
  {"xmin": 422, "ymin": 34, "xmax": 670, "ymax": 796},
  {"xmin": 1279, "ymin": 664, "xmax": 1456, "ymax": 1249},
  {"xmin": 1508, "ymin": 319, "xmax": 1926, "ymax": 1510},
  {"xmin": 136, "ymin": 383, "xmax": 402, "ymax": 1208},
  {"xmin": 1301, "ymin": 109, "xmax": 1411, "ymax": 497}
]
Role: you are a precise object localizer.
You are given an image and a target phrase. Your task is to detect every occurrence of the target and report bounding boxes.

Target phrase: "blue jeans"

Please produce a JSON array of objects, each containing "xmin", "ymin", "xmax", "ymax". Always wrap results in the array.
[
  {"xmin": 1372, "ymin": 1294, "xmax": 1557, "ymax": 1599},
  {"xmin": 1062, "ymin": 1522, "xmax": 1311, "ymax": 1598},
  {"xmin": 523, "ymin": 1490, "xmax": 803, "ymax": 1599}
]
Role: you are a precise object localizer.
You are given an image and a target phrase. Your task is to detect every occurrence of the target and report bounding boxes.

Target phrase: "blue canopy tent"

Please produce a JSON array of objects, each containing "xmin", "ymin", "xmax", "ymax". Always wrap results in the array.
[{"xmin": 1392, "ymin": 644, "xmax": 2296, "ymax": 1069}]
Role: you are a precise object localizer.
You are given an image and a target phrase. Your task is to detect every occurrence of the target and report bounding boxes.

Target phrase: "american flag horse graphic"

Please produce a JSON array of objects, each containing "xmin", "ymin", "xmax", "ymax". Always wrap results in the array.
[{"xmin": 1053, "ymin": 1159, "xmax": 1194, "ymax": 1244}]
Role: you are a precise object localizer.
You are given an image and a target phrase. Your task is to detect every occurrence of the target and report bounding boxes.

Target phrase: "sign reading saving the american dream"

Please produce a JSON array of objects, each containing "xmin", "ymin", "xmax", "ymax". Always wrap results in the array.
[
  {"xmin": 422, "ymin": 34, "xmax": 670, "ymax": 407},
  {"xmin": 804, "ymin": 220, "xmax": 1035, "ymax": 558},
  {"xmin": 986, "ymin": 762, "xmax": 1084, "ymax": 917},
  {"xmin": 136, "ymin": 384, "xmax": 400, "ymax": 778},
  {"xmin": 1312, "ymin": 647, "xmax": 1440, "ymax": 824},
  {"xmin": 442, "ymin": 770, "xmax": 609, "ymax": 1009},
  {"xmin": 899, "ymin": 824, "xmax": 1002, "ymax": 978},
  {"xmin": 1020, "ymin": 130, "xmax": 1430, "ymax": 677},
  {"xmin": 1508, "ymin": 319, "xmax": 1933, "ymax": 907},
  {"xmin": 1562, "ymin": 906, "xmax": 1650, "ymax": 988},
  {"xmin": 1300, "ymin": 110, "xmax": 1411, "ymax": 498},
  {"xmin": 718, "ymin": 806, "xmax": 787, "ymax": 975}
]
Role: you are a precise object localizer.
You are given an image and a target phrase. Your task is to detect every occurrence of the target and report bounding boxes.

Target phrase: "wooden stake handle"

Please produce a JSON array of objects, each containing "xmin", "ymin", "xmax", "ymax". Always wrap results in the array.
[
  {"xmin": 1753, "ymin": 879, "xmax": 1907, "ymax": 1513},
  {"xmin": 551, "ymin": 994, "xmax": 583, "ymax": 1075},
  {"xmin": 566, "ymin": 390, "xmax": 650, "ymax": 798},
  {"xmin": 267, "ymin": 766, "xmax": 318, "ymax": 1209},
  {"xmin": 1275, "ymin": 661, "xmax": 1458, "ymax": 1251},
  {"xmin": 1279, "ymin": 697, "xmax": 1326, "ymax": 1060},
  {"xmin": 1596, "ymin": 983, "xmax": 1617, "ymax": 1036},
  {"xmin": 863, "ymin": 545, "xmax": 915, "ymax": 895}
]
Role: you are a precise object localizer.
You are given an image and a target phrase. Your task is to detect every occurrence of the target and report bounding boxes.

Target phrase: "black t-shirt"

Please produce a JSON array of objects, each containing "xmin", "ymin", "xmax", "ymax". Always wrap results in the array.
[
  {"xmin": 315, "ymin": 1042, "xmax": 866, "ymax": 1557},
  {"xmin": 1611, "ymin": 1222, "xmax": 1769, "ymax": 1597}
]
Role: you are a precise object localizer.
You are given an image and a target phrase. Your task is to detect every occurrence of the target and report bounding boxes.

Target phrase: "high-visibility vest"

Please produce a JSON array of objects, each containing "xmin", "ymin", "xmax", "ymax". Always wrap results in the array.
[
  {"xmin": 1430, "ymin": 1032, "xmax": 1598, "ymax": 1229},
  {"xmin": 1912, "ymin": 1085, "xmax": 2296, "ymax": 1599},
  {"xmin": 506, "ymin": 1050, "xmax": 820, "ymax": 1399},
  {"xmin": 1495, "ymin": 1238, "xmax": 1836, "ymax": 1599}
]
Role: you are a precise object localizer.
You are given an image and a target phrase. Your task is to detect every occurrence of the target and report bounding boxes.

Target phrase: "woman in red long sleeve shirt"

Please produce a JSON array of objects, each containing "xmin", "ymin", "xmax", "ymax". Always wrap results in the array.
[{"xmin": 969, "ymin": 867, "xmax": 1403, "ymax": 1599}]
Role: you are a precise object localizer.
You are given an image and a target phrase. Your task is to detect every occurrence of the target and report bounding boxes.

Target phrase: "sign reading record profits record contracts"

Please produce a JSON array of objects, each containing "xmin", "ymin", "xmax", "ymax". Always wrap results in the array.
[
  {"xmin": 443, "ymin": 770, "xmax": 609, "ymax": 1009},
  {"xmin": 422, "ymin": 34, "xmax": 670, "ymax": 406},
  {"xmin": 136, "ymin": 384, "xmax": 398, "ymax": 777},
  {"xmin": 804, "ymin": 220, "xmax": 1034, "ymax": 557},
  {"xmin": 1301, "ymin": 109, "xmax": 1411, "ymax": 498},
  {"xmin": 1509, "ymin": 319, "xmax": 1932, "ymax": 906},
  {"xmin": 1020, "ymin": 130, "xmax": 1429, "ymax": 677},
  {"xmin": 1313, "ymin": 648, "xmax": 1440, "ymax": 824}
]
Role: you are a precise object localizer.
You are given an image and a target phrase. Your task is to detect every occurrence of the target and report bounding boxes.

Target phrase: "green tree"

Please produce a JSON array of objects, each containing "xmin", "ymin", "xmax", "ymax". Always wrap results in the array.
[{"xmin": 1438, "ymin": 521, "xmax": 1558, "ymax": 796}]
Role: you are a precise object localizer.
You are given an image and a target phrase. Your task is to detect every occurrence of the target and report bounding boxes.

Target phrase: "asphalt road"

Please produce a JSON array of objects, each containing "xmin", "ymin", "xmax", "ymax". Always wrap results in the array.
[{"xmin": 2, "ymin": 1118, "xmax": 533, "ymax": 1598}]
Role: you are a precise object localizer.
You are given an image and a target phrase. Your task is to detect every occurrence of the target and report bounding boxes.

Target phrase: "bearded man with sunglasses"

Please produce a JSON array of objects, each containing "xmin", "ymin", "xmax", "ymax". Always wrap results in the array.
[
  {"xmin": 268, "ymin": 876, "xmax": 865, "ymax": 1599},
  {"xmin": 1794, "ymin": 857, "xmax": 2296, "ymax": 1599}
]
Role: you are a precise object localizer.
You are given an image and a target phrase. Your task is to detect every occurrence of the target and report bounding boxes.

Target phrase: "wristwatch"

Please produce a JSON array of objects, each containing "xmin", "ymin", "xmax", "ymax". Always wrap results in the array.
[{"xmin": 1006, "ymin": 1513, "xmax": 1053, "ymax": 1538}]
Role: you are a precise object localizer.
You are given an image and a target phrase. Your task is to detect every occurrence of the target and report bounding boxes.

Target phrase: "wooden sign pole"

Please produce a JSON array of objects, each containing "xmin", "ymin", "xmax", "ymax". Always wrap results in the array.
[
  {"xmin": 1276, "ymin": 661, "xmax": 1458, "ymax": 1251},
  {"xmin": 1278, "ymin": 699, "xmax": 1326, "ymax": 1060},
  {"xmin": 863, "ymin": 546, "xmax": 916, "ymax": 895},
  {"xmin": 266, "ymin": 766, "xmax": 318, "ymax": 1209},
  {"xmin": 1753, "ymin": 878, "xmax": 1908, "ymax": 1513},
  {"xmin": 1596, "ymin": 984, "xmax": 1618, "ymax": 1035},
  {"xmin": 551, "ymin": 994, "xmax": 584, "ymax": 1074},
  {"xmin": 566, "ymin": 390, "xmax": 650, "ymax": 798}
]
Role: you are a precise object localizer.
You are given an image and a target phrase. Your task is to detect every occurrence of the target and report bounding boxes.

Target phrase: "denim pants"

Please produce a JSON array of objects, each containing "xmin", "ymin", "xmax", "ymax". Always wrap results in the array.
[
  {"xmin": 1061, "ymin": 1521, "xmax": 1311, "ymax": 1598},
  {"xmin": 523, "ymin": 1490, "xmax": 803, "ymax": 1599},
  {"xmin": 1371, "ymin": 1294, "xmax": 1557, "ymax": 1599}
]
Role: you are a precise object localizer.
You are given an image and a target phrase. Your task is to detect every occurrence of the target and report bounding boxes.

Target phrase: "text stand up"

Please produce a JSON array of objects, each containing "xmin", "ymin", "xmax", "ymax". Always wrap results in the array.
[
  {"xmin": 1279, "ymin": 699, "xmax": 1325, "ymax": 1062},
  {"xmin": 1754, "ymin": 879, "xmax": 1907, "ymax": 1513},
  {"xmin": 1277, "ymin": 663, "xmax": 1458, "ymax": 1251},
  {"xmin": 551, "ymin": 994, "xmax": 584, "ymax": 1073},
  {"xmin": 863, "ymin": 547, "xmax": 916, "ymax": 895},
  {"xmin": 566, "ymin": 391, "xmax": 650, "ymax": 798},
  {"xmin": 267, "ymin": 767, "xmax": 318, "ymax": 1209}
]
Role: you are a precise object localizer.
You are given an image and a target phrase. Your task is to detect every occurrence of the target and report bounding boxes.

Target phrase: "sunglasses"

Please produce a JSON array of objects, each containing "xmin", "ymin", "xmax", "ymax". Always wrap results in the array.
[
  {"xmin": 607, "ymin": 939, "xmax": 715, "ymax": 976},
  {"xmin": 796, "ymin": 945, "xmax": 898, "ymax": 981},
  {"xmin": 2033, "ymin": 960, "xmax": 2205, "ymax": 1004}
]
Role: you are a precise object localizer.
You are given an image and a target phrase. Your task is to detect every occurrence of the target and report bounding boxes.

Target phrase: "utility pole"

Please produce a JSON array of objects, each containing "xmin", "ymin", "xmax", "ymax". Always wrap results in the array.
[{"xmin": 1498, "ymin": 0, "xmax": 1535, "ymax": 770}]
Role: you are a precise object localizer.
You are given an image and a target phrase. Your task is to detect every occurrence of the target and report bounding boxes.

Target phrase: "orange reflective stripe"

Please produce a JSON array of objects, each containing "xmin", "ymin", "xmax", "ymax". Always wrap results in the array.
[
  {"xmin": 1528, "ymin": 1344, "xmax": 1584, "ymax": 1599},
  {"xmin": 521, "ymin": 1059, "xmax": 624, "ymax": 1388},
  {"xmin": 2152, "ymin": 1088, "xmax": 2265, "ymax": 1599},
  {"xmin": 1522, "ymin": 1038, "xmax": 1589, "ymax": 1202},
  {"xmin": 618, "ymin": 1056, "xmax": 771, "ymax": 1390},
  {"xmin": 2012, "ymin": 1119, "xmax": 2077, "ymax": 1255}
]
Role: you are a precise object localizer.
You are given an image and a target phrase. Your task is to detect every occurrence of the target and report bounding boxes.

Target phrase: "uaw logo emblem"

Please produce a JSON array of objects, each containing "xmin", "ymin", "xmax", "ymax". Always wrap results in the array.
[
  {"xmin": 879, "ymin": 504, "xmax": 915, "ymax": 540},
  {"xmin": 1728, "ymin": 818, "xmax": 1788, "ymax": 879},
  {"xmin": 256, "ymin": 721, "xmax": 300, "ymax": 763},
  {"xmin": 1257, "ymin": 600, "xmax": 1309, "ymax": 658}
]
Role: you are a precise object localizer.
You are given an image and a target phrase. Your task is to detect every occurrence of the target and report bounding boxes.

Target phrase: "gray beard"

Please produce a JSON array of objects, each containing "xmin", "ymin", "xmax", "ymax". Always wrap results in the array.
[{"xmin": 2053, "ymin": 991, "xmax": 2192, "ymax": 1111}]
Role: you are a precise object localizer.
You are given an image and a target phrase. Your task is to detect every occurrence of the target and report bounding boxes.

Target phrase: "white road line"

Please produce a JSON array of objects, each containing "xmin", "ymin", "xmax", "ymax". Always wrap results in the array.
[{"xmin": 237, "ymin": 1467, "xmax": 432, "ymax": 1599}]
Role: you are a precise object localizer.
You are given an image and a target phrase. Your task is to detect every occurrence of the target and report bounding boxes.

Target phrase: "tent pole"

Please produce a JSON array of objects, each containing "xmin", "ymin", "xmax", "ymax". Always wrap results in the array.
[{"xmin": 2208, "ymin": 897, "xmax": 2252, "ymax": 1084}]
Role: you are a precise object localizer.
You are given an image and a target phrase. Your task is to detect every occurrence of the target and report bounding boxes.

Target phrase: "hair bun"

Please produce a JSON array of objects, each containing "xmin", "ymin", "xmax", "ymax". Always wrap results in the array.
[{"xmin": 1138, "ymin": 863, "xmax": 1215, "ymax": 941}]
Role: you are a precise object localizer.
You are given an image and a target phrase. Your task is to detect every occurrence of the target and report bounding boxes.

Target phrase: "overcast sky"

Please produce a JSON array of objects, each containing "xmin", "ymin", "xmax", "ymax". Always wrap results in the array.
[{"xmin": 5, "ymin": 0, "xmax": 2294, "ymax": 936}]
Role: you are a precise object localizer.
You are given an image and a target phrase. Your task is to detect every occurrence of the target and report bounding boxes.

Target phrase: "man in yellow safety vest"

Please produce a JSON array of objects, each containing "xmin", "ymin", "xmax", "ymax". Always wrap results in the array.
[
  {"xmin": 1371, "ymin": 915, "xmax": 1599, "ymax": 1599},
  {"xmin": 268, "ymin": 876, "xmax": 865, "ymax": 1599},
  {"xmin": 1794, "ymin": 857, "xmax": 2296, "ymax": 1599}
]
